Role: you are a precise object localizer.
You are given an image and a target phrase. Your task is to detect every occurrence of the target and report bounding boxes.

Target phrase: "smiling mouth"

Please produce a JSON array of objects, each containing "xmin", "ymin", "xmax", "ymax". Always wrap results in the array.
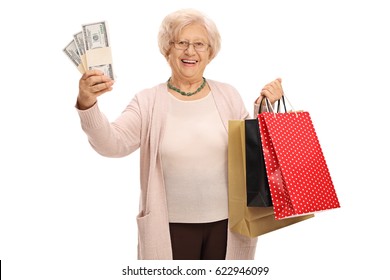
[{"xmin": 182, "ymin": 59, "xmax": 197, "ymax": 64}]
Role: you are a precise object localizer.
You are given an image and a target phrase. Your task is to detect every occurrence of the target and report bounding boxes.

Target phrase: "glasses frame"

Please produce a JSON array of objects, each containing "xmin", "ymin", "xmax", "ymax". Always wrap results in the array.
[{"xmin": 170, "ymin": 41, "xmax": 211, "ymax": 52}]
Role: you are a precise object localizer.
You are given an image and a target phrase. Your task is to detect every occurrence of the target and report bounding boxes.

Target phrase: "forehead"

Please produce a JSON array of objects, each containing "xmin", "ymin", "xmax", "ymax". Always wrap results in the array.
[{"xmin": 177, "ymin": 24, "xmax": 208, "ymax": 40}]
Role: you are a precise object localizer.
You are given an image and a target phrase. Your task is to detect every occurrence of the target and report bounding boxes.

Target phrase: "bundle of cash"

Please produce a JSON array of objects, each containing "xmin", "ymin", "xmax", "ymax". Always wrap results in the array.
[{"xmin": 63, "ymin": 21, "xmax": 114, "ymax": 80}]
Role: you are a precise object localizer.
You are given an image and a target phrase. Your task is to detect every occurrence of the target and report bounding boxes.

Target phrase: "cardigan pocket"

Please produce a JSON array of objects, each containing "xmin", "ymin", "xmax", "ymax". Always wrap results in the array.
[{"xmin": 136, "ymin": 211, "xmax": 159, "ymax": 259}]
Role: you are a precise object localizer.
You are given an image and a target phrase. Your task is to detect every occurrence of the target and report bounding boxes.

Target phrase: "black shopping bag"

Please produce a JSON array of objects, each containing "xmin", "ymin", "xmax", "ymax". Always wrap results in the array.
[
  {"xmin": 245, "ymin": 118, "xmax": 272, "ymax": 207},
  {"xmin": 245, "ymin": 97, "xmax": 286, "ymax": 207}
]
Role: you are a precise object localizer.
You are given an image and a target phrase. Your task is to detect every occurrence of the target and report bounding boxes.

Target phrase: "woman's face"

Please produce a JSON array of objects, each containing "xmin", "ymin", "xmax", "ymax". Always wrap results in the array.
[{"xmin": 168, "ymin": 23, "xmax": 211, "ymax": 82}]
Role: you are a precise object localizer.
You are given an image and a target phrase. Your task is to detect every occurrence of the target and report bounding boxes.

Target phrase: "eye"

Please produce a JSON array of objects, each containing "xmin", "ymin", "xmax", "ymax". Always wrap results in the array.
[
  {"xmin": 194, "ymin": 42, "xmax": 205, "ymax": 47},
  {"xmin": 177, "ymin": 41, "xmax": 189, "ymax": 47}
]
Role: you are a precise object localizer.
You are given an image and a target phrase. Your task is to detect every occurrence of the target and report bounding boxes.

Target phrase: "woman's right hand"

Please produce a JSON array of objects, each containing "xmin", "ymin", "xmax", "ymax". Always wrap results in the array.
[{"xmin": 77, "ymin": 70, "xmax": 115, "ymax": 110}]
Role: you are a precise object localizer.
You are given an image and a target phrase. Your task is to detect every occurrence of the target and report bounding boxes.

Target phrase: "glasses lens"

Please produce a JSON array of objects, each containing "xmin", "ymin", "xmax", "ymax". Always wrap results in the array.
[
  {"xmin": 175, "ymin": 41, "xmax": 188, "ymax": 50},
  {"xmin": 174, "ymin": 41, "xmax": 208, "ymax": 51},
  {"xmin": 193, "ymin": 42, "xmax": 207, "ymax": 51}
]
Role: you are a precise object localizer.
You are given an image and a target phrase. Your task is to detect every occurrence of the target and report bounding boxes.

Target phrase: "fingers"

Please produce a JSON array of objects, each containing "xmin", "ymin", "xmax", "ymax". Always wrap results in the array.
[
  {"xmin": 77, "ymin": 70, "xmax": 114, "ymax": 110},
  {"xmin": 86, "ymin": 75, "xmax": 113, "ymax": 90},
  {"xmin": 79, "ymin": 70, "xmax": 114, "ymax": 93},
  {"xmin": 81, "ymin": 69, "xmax": 105, "ymax": 80},
  {"xmin": 90, "ymin": 79, "xmax": 115, "ymax": 93},
  {"xmin": 81, "ymin": 70, "xmax": 112, "ymax": 85},
  {"xmin": 260, "ymin": 78, "xmax": 283, "ymax": 104}
]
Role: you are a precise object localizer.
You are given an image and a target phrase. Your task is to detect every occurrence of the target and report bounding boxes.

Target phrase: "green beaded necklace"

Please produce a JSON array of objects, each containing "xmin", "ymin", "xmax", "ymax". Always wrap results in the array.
[{"xmin": 167, "ymin": 77, "xmax": 206, "ymax": 97}]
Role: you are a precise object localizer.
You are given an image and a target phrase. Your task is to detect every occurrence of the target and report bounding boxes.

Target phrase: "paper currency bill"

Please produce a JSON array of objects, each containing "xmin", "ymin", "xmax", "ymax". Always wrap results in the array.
[
  {"xmin": 82, "ymin": 21, "xmax": 114, "ymax": 79},
  {"xmin": 63, "ymin": 40, "xmax": 85, "ymax": 73},
  {"xmin": 73, "ymin": 31, "xmax": 86, "ymax": 69}
]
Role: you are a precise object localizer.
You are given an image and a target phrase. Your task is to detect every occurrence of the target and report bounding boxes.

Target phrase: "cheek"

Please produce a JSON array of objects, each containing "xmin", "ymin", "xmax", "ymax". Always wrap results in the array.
[
  {"xmin": 167, "ymin": 55, "xmax": 175, "ymax": 67},
  {"xmin": 168, "ymin": 53, "xmax": 179, "ymax": 64},
  {"xmin": 203, "ymin": 51, "xmax": 212, "ymax": 64},
  {"xmin": 203, "ymin": 55, "xmax": 212, "ymax": 65}
]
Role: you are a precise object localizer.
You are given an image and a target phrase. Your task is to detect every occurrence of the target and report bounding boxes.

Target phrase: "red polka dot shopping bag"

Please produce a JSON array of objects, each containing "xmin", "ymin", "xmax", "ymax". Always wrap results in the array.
[{"xmin": 258, "ymin": 96, "xmax": 340, "ymax": 220}]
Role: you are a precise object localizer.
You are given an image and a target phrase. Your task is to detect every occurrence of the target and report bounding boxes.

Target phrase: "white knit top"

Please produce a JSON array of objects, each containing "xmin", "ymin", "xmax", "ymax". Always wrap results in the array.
[{"xmin": 161, "ymin": 91, "xmax": 228, "ymax": 223}]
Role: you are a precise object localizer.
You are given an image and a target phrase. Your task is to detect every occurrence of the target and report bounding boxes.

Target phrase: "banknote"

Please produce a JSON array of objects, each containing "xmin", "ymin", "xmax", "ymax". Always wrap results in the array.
[
  {"xmin": 73, "ymin": 31, "xmax": 86, "ymax": 69},
  {"xmin": 82, "ymin": 21, "xmax": 114, "ymax": 79},
  {"xmin": 63, "ymin": 39, "xmax": 85, "ymax": 73}
]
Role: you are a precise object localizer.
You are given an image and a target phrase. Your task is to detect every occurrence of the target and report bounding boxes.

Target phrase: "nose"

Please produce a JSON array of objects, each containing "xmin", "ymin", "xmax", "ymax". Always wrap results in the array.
[{"xmin": 184, "ymin": 43, "xmax": 196, "ymax": 54}]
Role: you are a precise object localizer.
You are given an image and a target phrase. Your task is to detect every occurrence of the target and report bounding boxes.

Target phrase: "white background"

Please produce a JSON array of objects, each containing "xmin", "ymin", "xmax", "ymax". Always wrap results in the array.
[{"xmin": 1, "ymin": 0, "xmax": 389, "ymax": 279}]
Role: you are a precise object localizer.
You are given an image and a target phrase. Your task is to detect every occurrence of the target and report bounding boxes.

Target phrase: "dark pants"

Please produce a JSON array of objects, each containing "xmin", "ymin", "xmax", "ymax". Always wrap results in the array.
[{"xmin": 169, "ymin": 219, "xmax": 228, "ymax": 260}]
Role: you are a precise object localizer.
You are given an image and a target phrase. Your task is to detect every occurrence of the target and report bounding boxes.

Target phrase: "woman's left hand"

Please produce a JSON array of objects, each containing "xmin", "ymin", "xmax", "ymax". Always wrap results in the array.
[{"xmin": 256, "ymin": 78, "xmax": 284, "ymax": 105}]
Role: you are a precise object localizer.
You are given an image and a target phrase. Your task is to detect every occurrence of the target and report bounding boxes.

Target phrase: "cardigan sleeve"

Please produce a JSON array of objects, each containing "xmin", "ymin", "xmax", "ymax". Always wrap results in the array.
[{"xmin": 76, "ymin": 95, "xmax": 142, "ymax": 158}]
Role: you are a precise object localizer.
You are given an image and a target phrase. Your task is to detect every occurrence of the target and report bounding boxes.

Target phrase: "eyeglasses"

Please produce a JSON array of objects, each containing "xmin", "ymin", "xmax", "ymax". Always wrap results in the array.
[{"xmin": 170, "ymin": 41, "xmax": 210, "ymax": 52}]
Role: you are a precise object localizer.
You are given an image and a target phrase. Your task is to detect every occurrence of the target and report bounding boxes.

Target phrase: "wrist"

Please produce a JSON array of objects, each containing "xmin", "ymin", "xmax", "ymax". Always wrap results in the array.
[{"xmin": 77, "ymin": 96, "xmax": 96, "ymax": 110}]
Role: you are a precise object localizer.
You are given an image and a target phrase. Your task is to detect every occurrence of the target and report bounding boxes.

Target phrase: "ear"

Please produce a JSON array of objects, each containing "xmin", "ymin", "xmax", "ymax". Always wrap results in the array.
[
  {"xmin": 207, "ymin": 49, "xmax": 214, "ymax": 64},
  {"xmin": 166, "ymin": 52, "xmax": 171, "ymax": 62},
  {"xmin": 207, "ymin": 54, "xmax": 214, "ymax": 64}
]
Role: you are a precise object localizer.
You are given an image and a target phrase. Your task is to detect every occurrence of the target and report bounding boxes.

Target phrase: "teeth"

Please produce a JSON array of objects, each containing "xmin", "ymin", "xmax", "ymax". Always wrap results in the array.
[{"xmin": 182, "ymin": 59, "xmax": 196, "ymax": 64}]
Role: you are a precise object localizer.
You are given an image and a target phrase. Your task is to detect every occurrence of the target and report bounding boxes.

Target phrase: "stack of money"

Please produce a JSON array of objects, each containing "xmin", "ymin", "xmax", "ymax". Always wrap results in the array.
[{"xmin": 63, "ymin": 21, "xmax": 114, "ymax": 80}]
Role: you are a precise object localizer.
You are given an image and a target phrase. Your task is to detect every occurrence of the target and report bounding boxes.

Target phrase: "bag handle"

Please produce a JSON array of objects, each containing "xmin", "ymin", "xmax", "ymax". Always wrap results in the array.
[
  {"xmin": 258, "ymin": 96, "xmax": 285, "ymax": 114},
  {"xmin": 258, "ymin": 96, "xmax": 271, "ymax": 114},
  {"xmin": 259, "ymin": 95, "xmax": 298, "ymax": 117},
  {"xmin": 277, "ymin": 96, "xmax": 287, "ymax": 113}
]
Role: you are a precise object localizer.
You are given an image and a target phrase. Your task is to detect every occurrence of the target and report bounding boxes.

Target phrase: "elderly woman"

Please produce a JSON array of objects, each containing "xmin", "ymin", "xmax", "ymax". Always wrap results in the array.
[{"xmin": 76, "ymin": 8, "xmax": 283, "ymax": 260}]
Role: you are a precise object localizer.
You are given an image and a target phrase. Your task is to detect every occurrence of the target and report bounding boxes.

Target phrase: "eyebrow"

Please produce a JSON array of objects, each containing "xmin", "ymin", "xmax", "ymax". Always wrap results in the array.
[{"xmin": 177, "ymin": 39, "xmax": 207, "ymax": 42}]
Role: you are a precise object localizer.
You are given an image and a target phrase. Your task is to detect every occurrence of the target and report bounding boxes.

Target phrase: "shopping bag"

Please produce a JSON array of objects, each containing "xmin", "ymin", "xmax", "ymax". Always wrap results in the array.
[
  {"xmin": 228, "ymin": 120, "xmax": 314, "ymax": 238},
  {"xmin": 258, "ymin": 97, "xmax": 340, "ymax": 220},
  {"xmin": 245, "ymin": 118, "xmax": 272, "ymax": 207},
  {"xmin": 245, "ymin": 99, "xmax": 286, "ymax": 207}
]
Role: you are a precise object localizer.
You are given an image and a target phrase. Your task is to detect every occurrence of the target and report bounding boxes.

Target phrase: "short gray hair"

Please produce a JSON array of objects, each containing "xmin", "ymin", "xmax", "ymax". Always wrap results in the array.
[{"xmin": 158, "ymin": 8, "xmax": 221, "ymax": 60}]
